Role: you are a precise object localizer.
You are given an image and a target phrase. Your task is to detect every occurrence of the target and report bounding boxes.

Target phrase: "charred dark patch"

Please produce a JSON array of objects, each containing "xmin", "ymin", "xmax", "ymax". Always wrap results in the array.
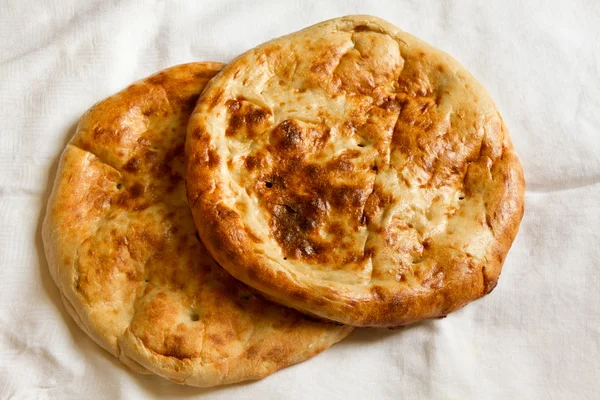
[{"xmin": 270, "ymin": 195, "xmax": 327, "ymax": 259}]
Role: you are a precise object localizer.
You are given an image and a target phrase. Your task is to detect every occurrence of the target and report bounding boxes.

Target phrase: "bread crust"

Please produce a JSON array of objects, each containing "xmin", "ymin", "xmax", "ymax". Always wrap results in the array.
[
  {"xmin": 186, "ymin": 16, "xmax": 525, "ymax": 327},
  {"xmin": 42, "ymin": 63, "xmax": 351, "ymax": 387}
]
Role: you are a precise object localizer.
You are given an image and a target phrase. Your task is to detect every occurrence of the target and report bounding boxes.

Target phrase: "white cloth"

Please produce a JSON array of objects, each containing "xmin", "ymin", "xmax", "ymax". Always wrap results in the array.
[{"xmin": 1, "ymin": 1, "xmax": 599, "ymax": 398}]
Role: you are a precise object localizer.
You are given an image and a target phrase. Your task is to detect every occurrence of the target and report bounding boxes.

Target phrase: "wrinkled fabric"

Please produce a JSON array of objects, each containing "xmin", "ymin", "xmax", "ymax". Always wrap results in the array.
[{"xmin": 0, "ymin": 1, "xmax": 598, "ymax": 399}]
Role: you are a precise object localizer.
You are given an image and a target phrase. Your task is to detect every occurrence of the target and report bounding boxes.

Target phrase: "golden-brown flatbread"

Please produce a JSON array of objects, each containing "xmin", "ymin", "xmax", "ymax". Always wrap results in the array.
[
  {"xmin": 42, "ymin": 63, "xmax": 351, "ymax": 387},
  {"xmin": 186, "ymin": 16, "xmax": 525, "ymax": 327}
]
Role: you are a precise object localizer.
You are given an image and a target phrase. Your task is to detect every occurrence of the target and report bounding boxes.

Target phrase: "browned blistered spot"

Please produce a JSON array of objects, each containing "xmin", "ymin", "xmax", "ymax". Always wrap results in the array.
[
  {"xmin": 335, "ymin": 159, "xmax": 354, "ymax": 171},
  {"xmin": 328, "ymin": 222, "xmax": 345, "ymax": 236},
  {"xmin": 226, "ymin": 99, "xmax": 241, "ymax": 112},
  {"xmin": 141, "ymin": 104, "xmax": 159, "ymax": 117},
  {"xmin": 166, "ymin": 173, "xmax": 182, "ymax": 193},
  {"xmin": 126, "ymin": 270, "xmax": 139, "ymax": 281},
  {"xmin": 162, "ymin": 334, "xmax": 193, "ymax": 359},
  {"xmin": 142, "ymin": 149, "xmax": 160, "ymax": 165},
  {"xmin": 266, "ymin": 347, "xmax": 287, "ymax": 364},
  {"xmin": 123, "ymin": 157, "xmax": 141, "ymax": 173},
  {"xmin": 325, "ymin": 150, "xmax": 362, "ymax": 172},
  {"xmin": 245, "ymin": 108, "xmax": 269, "ymax": 137},
  {"xmin": 146, "ymin": 73, "xmax": 167, "ymax": 86},
  {"xmin": 423, "ymin": 238, "xmax": 432, "ymax": 250},
  {"xmin": 290, "ymin": 289, "xmax": 308, "ymax": 301},
  {"xmin": 310, "ymin": 62, "xmax": 329, "ymax": 74},
  {"xmin": 303, "ymin": 164, "xmax": 323, "ymax": 177},
  {"xmin": 191, "ymin": 126, "xmax": 204, "ymax": 139},
  {"xmin": 245, "ymin": 155, "xmax": 258, "ymax": 170},
  {"xmin": 207, "ymin": 148, "xmax": 220, "ymax": 169},
  {"xmin": 130, "ymin": 182, "xmax": 144, "ymax": 198},
  {"xmin": 165, "ymin": 143, "xmax": 185, "ymax": 164},
  {"xmin": 329, "ymin": 185, "xmax": 369, "ymax": 209},
  {"xmin": 226, "ymin": 113, "xmax": 243, "ymax": 137},
  {"xmin": 225, "ymin": 98, "xmax": 272, "ymax": 139},
  {"xmin": 244, "ymin": 345, "xmax": 258, "ymax": 359},
  {"xmin": 193, "ymin": 132, "xmax": 222, "ymax": 171},
  {"xmin": 262, "ymin": 45, "xmax": 282, "ymax": 59},
  {"xmin": 152, "ymin": 162, "xmax": 171, "ymax": 180},
  {"xmin": 207, "ymin": 88, "xmax": 224, "ymax": 109},
  {"xmin": 371, "ymin": 286, "xmax": 387, "ymax": 300},
  {"xmin": 208, "ymin": 334, "xmax": 224, "ymax": 346},
  {"xmin": 379, "ymin": 98, "xmax": 402, "ymax": 113},
  {"xmin": 354, "ymin": 24, "xmax": 370, "ymax": 32},
  {"xmin": 270, "ymin": 119, "xmax": 303, "ymax": 150}
]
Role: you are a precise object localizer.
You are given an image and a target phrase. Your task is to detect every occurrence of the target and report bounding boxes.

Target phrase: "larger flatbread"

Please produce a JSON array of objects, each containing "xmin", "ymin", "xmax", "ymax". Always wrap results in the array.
[
  {"xmin": 42, "ymin": 63, "xmax": 351, "ymax": 387},
  {"xmin": 186, "ymin": 16, "xmax": 525, "ymax": 327}
]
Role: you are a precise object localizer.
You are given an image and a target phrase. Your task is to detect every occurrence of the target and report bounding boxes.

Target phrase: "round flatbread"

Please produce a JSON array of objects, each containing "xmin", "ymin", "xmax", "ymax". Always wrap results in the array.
[
  {"xmin": 186, "ymin": 16, "xmax": 525, "ymax": 327},
  {"xmin": 42, "ymin": 63, "xmax": 351, "ymax": 387}
]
